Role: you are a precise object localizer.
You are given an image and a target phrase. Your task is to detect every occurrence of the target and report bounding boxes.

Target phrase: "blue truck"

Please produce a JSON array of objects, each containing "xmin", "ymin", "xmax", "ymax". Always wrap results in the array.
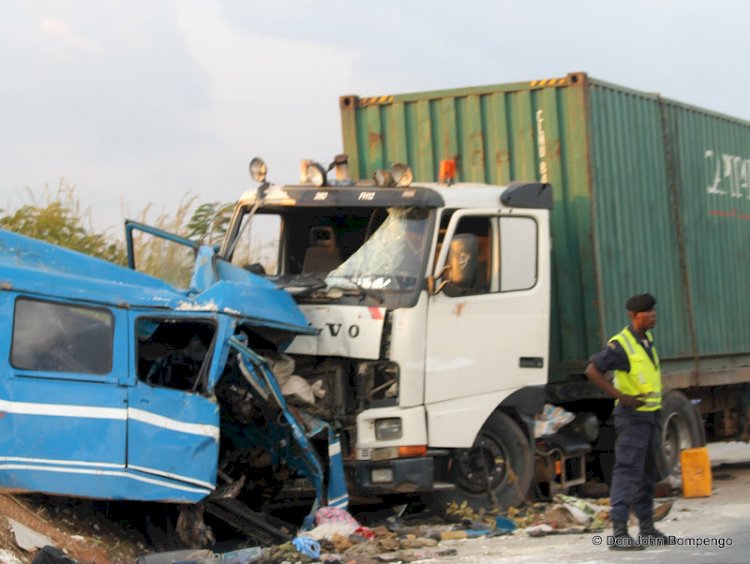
[{"xmin": 0, "ymin": 223, "xmax": 347, "ymax": 546}]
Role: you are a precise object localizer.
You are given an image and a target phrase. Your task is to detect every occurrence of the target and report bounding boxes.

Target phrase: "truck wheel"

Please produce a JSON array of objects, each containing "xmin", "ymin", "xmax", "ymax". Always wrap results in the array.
[
  {"xmin": 429, "ymin": 411, "xmax": 533, "ymax": 514},
  {"xmin": 657, "ymin": 390, "xmax": 705, "ymax": 480}
]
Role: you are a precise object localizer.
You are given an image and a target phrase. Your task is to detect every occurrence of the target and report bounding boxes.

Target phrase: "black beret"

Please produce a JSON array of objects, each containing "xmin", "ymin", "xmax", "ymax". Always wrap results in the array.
[{"xmin": 626, "ymin": 293, "xmax": 656, "ymax": 313}]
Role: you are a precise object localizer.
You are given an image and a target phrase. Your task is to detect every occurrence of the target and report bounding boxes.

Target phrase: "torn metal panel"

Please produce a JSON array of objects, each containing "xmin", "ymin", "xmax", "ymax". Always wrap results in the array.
[
  {"xmin": 229, "ymin": 337, "xmax": 349, "ymax": 516},
  {"xmin": 192, "ymin": 279, "xmax": 314, "ymax": 335},
  {"xmin": 229, "ymin": 338, "xmax": 324, "ymax": 508}
]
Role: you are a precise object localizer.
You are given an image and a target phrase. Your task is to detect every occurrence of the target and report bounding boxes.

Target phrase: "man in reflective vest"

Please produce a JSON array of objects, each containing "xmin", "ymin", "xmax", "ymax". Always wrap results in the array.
[{"xmin": 585, "ymin": 293, "xmax": 667, "ymax": 550}]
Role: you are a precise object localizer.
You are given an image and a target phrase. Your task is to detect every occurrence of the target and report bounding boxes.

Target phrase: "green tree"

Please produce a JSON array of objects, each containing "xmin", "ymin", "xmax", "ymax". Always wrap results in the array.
[{"xmin": 0, "ymin": 183, "xmax": 126, "ymax": 264}]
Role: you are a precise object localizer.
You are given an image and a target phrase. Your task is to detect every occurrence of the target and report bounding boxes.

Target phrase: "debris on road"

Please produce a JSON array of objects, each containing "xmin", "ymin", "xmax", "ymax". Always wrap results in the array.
[{"xmin": 7, "ymin": 519, "xmax": 54, "ymax": 553}]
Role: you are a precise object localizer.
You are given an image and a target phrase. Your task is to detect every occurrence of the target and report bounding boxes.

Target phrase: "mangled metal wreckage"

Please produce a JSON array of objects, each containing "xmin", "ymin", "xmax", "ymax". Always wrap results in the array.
[{"xmin": 0, "ymin": 226, "xmax": 347, "ymax": 544}]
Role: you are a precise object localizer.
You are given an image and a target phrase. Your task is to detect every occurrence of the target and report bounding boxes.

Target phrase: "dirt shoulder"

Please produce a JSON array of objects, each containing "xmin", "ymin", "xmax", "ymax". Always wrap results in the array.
[{"xmin": 0, "ymin": 494, "xmax": 146, "ymax": 564}]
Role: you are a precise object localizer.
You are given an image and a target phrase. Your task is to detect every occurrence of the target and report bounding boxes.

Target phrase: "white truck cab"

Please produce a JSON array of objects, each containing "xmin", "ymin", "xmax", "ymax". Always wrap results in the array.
[{"xmin": 219, "ymin": 158, "xmax": 556, "ymax": 507}]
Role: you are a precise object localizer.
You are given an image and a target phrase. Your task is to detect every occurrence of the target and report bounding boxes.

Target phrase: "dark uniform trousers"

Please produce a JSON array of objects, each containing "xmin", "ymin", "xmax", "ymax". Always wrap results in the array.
[{"xmin": 610, "ymin": 406, "xmax": 662, "ymax": 522}]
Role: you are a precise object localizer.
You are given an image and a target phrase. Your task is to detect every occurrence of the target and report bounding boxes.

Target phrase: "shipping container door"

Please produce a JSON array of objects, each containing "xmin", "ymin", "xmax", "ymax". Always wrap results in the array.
[{"xmin": 126, "ymin": 313, "xmax": 219, "ymax": 497}]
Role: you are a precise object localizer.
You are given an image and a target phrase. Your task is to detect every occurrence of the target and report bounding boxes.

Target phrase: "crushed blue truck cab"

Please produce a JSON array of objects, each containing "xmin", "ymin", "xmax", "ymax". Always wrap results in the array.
[{"xmin": 0, "ymin": 227, "xmax": 345, "ymax": 528}]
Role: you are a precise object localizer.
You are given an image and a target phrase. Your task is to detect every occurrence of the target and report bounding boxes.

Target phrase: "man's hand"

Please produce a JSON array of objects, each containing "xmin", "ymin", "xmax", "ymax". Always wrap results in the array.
[
  {"xmin": 617, "ymin": 393, "xmax": 646, "ymax": 409},
  {"xmin": 586, "ymin": 362, "xmax": 647, "ymax": 409}
]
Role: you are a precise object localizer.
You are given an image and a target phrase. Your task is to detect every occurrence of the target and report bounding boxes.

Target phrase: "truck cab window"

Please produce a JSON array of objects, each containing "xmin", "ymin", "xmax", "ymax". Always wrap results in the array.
[
  {"xmin": 499, "ymin": 217, "xmax": 538, "ymax": 291},
  {"xmin": 136, "ymin": 318, "xmax": 216, "ymax": 393},
  {"xmin": 444, "ymin": 216, "xmax": 494, "ymax": 297},
  {"xmin": 230, "ymin": 213, "xmax": 282, "ymax": 275},
  {"xmin": 11, "ymin": 298, "xmax": 114, "ymax": 375}
]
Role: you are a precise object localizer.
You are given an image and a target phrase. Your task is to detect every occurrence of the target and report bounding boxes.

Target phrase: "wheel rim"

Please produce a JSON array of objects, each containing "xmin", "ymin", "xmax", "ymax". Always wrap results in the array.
[
  {"xmin": 455, "ymin": 433, "xmax": 509, "ymax": 494},
  {"xmin": 662, "ymin": 411, "xmax": 692, "ymax": 474}
]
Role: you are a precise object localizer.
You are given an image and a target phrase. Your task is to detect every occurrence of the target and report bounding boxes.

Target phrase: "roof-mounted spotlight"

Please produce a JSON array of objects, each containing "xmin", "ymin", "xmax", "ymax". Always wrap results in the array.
[
  {"xmin": 306, "ymin": 161, "xmax": 328, "ymax": 187},
  {"xmin": 373, "ymin": 168, "xmax": 394, "ymax": 187},
  {"xmin": 249, "ymin": 157, "xmax": 267, "ymax": 183},
  {"xmin": 390, "ymin": 162, "xmax": 414, "ymax": 187},
  {"xmin": 329, "ymin": 154, "xmax": 350, "ymax": 181}
]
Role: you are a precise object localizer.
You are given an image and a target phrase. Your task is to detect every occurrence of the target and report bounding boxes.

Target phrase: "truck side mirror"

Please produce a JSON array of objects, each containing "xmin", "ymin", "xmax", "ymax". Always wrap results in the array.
[{"xmin": 428, "ymin": 233, "xmax": 478, "ymax": 295}]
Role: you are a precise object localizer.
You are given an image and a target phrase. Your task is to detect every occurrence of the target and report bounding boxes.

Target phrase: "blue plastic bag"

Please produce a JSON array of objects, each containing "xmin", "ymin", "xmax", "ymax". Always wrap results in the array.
[{"xmin": 292, "ymin": 536, "xmax": 321, "ymax": 560}]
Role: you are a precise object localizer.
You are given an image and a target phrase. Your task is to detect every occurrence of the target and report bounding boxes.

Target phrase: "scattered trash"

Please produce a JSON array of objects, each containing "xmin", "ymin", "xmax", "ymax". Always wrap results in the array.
[
  {"xmin": 534, "ymin": 404, "xmax": 576, "ymax": 437},
  {"xmin": 495, "ymin": 516, "xmax": 517, "ymax": 532},
  {"xmin": 136, "ymin": 549, "xmax": 214, "ymax": 564},
  {"xmin": 465, "ymin": 528, "xmax": 492, "ymax": 538},
  {"xmin": 218, "ymin": 546, "xmax": 263, "ymax": 563},
  {"xmin": 399, "ymin": 536, "xmax": 438, "ymax": 548},
  {"xmin": 302, "ymin": 506, "xmax": 361, "ymax": 541},
  {"xmin": 303, "ymin": 522, "xmax": 359, "ymax": 541},
  {"xmin": 315, "ymin": 506, "xmax": 360, "ymax": 527},
  {"xmin": 525, "ymin": 524, "xmax": 555, "ymax": 537},
  {"xmin": 8, "ymin": 518, "xmax": 55, "ymax": 552},
  {"xmin": 377, "ymin": 548, "xmax": 458, "ymax": 562},
  {"xmin": 439, "ymin": 530, "xmax": 467, "ymax": 541},
  {"xmin": 0, "ymin": 549, "xmax": 23, "ymax": 564},
  {"xmin": 654, "ymin": 500, "xmax": 674, "ymax": 522},
  {"xmin": 129, "ymin": 493, "xmax": 682, "ymax": 563},
  {"xmin": 352, "ymin": 525, "xmax": 376, "ymax": 540},
  {"xmin": 550, "ymin": 494, "xmax": 609, "ymax": 529},
  {"xmin": 293, "ymin": 536, "xmax": 322, "ymax": 560},
  {"xmin": 543, "ymin": 505, "xmax": 588, "ymax": 529}
]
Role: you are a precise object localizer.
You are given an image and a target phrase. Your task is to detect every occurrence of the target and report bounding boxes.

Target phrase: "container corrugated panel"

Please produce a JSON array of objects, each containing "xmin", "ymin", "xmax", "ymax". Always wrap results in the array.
[
  {"xmin": 339, "ymin": 73, "xmax": 750, "ymax": 374},
  {"xmin": 662, "ymin": 100, "xmax": 750, "ymax": 358},
  {"xmin": 586, "ymin": 81, "xmax": 694, "ymax": 360}
]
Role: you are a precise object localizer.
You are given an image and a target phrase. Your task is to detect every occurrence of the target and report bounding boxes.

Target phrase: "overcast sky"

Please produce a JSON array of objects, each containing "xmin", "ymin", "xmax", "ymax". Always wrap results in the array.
[{"xmin": 2, "ymin": 0, "xmax": 750, "ymax": 232}]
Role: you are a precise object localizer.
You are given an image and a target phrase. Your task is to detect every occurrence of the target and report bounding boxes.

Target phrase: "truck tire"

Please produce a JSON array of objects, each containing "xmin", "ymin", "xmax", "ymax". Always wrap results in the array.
[
  {"xmin": 429, "ymin": 410, "xmax": 533, "ymax": 514},
  {"xmin": 657, "ymin": 390, "xmax": 705, "ymax": 480}
]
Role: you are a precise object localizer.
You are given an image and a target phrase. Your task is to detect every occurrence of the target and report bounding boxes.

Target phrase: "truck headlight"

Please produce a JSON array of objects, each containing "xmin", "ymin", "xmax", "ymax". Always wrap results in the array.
[
  {"xmin": 375, "ymin": 418, "xmax": 402, "ymax": 440},
  {"xmin": 371, "ymin": 468, "xmax": 394, "ymax": 483}
]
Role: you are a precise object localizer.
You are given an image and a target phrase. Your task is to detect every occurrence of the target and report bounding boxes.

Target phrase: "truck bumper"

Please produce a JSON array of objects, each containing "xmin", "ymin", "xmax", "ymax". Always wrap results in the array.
[{"xmin": 348, "ymin": 456, "xmax": 436, "ymax": 494}]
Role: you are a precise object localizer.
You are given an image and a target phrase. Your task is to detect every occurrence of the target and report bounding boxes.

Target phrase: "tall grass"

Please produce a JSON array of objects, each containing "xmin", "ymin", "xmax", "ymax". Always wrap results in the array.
[
  {"xmin": 0, "ymin": 181, "xmax": 126, "ymax": 264},
  {"xmin": 1, "ymin": 182, "xmax": 233, "ymax": 291}
]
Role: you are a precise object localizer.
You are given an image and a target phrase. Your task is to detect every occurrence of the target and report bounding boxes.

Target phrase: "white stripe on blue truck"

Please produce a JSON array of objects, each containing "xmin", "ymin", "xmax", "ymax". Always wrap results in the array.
[
  {"xmin": 0, "ymin": 463, "xmax": 212, "ymax": 495},
  {"xmin": 0, "ymin": 399, "xmax": 218, "ymax": 439}
]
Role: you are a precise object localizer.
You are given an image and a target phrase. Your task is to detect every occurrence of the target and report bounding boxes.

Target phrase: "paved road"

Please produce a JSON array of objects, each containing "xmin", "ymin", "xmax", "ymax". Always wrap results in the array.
[{"xmin": 436, "ymin": 442, "xmax": 750, "ymax": 563}]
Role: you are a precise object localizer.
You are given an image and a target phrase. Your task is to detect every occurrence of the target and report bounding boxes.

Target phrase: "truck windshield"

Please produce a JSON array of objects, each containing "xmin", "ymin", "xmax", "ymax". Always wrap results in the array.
[{"xmin": 326, "ymin": 207, "xmax": 431, "ymax": 291}]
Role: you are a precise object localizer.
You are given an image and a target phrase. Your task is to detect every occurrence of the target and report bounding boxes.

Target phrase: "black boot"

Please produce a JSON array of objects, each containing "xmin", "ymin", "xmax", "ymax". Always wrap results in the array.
[
  {"xmin": 609, "ymin": 520, "xmax": 645, "ymax": 551},
  {"xmin": 639, "ymin": 515, "xmax": 668, "ymax": 546}
]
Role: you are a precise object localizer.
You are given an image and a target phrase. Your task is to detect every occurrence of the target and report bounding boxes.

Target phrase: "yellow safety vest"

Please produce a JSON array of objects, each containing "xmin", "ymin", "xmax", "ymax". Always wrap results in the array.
[{"xmin": 611, "ymin": 327, "xmax": 662, "ymax": 412}]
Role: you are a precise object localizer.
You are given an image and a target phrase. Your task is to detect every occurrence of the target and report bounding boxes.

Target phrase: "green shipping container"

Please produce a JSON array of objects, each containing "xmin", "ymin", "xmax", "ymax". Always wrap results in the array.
[{"xmin": 339, "ymin": 72, "xmax": 750, "ymax": 383}]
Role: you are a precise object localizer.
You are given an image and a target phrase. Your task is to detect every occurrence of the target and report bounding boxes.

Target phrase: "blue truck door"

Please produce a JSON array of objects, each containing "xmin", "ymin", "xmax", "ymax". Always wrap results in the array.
[
  {"xmin": 125, "ymin": 313, "xmax": 220, "ymax": 498},
  {"xmin": 0, "ymin": 294, "xmax": 129, "ymax": 499}
]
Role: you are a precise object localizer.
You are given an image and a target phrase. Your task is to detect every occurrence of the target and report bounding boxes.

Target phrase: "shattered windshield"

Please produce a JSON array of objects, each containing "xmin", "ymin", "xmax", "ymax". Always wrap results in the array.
[{"xmin": 326, "ymin": 207, "xmax": 432, "ymax": 291}]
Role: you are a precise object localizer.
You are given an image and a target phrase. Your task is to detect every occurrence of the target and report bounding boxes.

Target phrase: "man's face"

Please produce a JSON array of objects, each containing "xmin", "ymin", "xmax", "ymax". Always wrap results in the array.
[{"xmin": 634, "ymin": 308, "xmax": 657, "ymax": 330}]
